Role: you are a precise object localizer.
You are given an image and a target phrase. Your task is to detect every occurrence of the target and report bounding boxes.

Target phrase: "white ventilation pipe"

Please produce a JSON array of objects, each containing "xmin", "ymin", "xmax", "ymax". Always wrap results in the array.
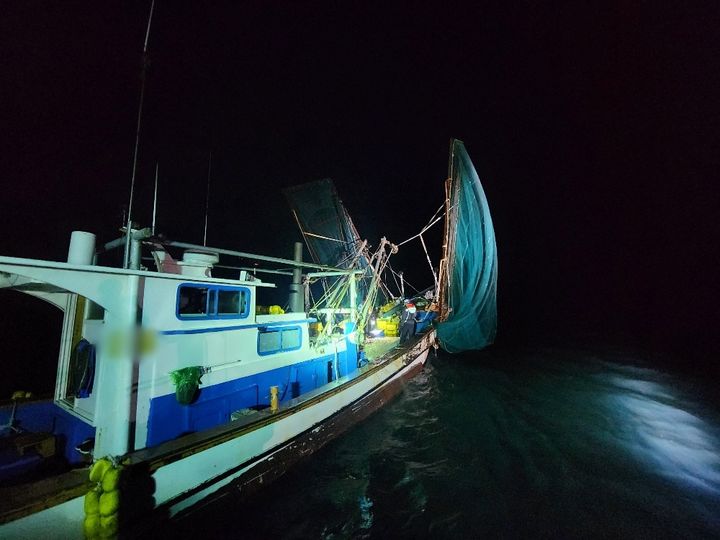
[{"xmin": 67, "ymin": 231, "xmax": 96, "ymax": 265}]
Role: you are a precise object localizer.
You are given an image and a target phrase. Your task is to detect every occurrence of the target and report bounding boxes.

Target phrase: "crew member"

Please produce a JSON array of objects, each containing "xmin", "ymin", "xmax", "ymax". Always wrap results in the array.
[{"xmin": 399, "ymin": 301, "xmax": 417, "ymax": 344}]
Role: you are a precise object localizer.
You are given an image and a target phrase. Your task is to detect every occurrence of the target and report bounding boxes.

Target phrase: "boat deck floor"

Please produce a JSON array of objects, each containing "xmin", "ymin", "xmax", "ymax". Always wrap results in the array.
[{"xmin": 363, "ymin": 337, "xmax": 400, "ymax": 361}]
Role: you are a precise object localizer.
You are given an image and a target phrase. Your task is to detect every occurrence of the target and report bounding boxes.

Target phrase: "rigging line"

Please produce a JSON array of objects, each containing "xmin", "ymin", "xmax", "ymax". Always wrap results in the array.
[
  {"xmin": 123, "ymin": 0, "xmax": 156, "ymax": 269},
  {"xmin": 308, "ymin": 244, "xmax": 363, "ymax": 310},
  {"xmin": 290, "ymin": 209, "xmax": 327, "ymax": 295},
  {"xmin": 344, "ymin": 238, "xmax": 370, "ymax": 269},
  {"xmin": 420, "ymin": 233, "xmax": 439, "ymax": 291},
  {"xmin": 303, "ymin": 232, "xmax": 354, "ymax": 244},
  {"xmin": 336, "ymin": 249, "xmax": 360, "ymax": 269},
  {"xmin": 385, "ymin": 263, "xmax": 403, "ymax": 297},
  {"xmin": 399, "ymin": 276, "xmax": 421, "ymax": 295},
  {"xmin": 290, "ymin": 209, "xmax": 318, "ymax": 262},
  {"xmin": 396, "ymin": 201, "xmax": 456, "ymax": 249},
  {"xmin": 330, "ymin": 239, "xmax": 366, "ymax": 274},
  {"xmin": 309, "ymin": 276, "xmax": 344, "ymax": 309},
  {"xmin": 387, "ymin": 266, "xmax": 402, "ymax": 297},
  {"xmin": 397, "ymin": 213, "xmax": 445, "ymax": 247},
  {"xmin": 307, "ymin": 281, "xmax": 316, "ymax": 310},
  {"xmin": 387, "ymin": 264, "xmax": 421, "ymax": 294},
  {"xmin": 363, "ymin": 243, "xmax": 393, "ymax": 310},
  {"xmin": 378, "ymin": 250, "xmax": 394, "ymax": 298},
  {"xmin": 424, "ymin": 202, "xmax": 446, "ymax": 229},
  {"xmin": 151, "ymin": 162, "xmax": 159, "ymax": 234}
]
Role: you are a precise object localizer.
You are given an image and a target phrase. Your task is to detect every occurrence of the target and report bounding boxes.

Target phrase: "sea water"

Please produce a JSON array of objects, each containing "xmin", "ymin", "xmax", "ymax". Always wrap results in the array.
[{"xmin": 175, "ymin": 346, "xmax": 720, "ymax": 538}]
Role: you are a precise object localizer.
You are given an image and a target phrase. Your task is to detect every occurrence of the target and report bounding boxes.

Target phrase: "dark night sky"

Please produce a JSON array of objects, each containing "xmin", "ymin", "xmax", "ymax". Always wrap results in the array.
[{"xmin": 2, "ymin": 2, "xmax": 720, "ymax": 376}]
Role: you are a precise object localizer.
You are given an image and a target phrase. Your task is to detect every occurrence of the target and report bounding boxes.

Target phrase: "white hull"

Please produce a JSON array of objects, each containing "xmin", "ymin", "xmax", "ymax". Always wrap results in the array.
[
  {"xmin": 165, "ymin": 346, "xmax": 430, "ymax": 519},
  {"xmin": 2, "ymin": 333, "xmax": 433, "ymax": 539}
]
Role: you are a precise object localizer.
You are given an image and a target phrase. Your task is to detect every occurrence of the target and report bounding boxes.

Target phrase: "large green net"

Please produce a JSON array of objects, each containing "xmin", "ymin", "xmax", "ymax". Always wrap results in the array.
[{"xmin": 437, "ymin": 140, "xmax": 498, "ymax": 352}]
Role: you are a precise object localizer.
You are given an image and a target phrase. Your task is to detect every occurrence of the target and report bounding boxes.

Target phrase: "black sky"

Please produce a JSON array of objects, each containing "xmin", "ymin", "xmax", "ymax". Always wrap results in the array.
[{"xmin": 2, "ymin": 2, "xmax": 720, "ymax": 374}]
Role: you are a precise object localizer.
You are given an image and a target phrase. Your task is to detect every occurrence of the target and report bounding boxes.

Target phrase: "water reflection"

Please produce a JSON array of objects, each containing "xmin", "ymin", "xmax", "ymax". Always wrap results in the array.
[{"xmin": 601, "ymin": 369, "xmax": 720, "ymax": 497}]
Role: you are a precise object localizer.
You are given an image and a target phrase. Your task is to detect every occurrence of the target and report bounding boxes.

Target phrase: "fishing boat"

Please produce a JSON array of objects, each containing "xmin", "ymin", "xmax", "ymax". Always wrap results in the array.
[{"xmin": 0, "ymin": 138, "xmax": 496, "ymax": 538}]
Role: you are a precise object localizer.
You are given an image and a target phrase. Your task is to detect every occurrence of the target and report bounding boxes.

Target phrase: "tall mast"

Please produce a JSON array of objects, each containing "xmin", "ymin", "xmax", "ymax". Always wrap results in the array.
[{"xmin": 123, "ymin": 0, "xmax": 156, "ymax": 268}]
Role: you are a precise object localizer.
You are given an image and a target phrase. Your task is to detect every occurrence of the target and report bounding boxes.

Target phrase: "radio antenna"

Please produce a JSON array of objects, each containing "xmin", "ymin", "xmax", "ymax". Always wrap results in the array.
[
  {"xmin": 203, "ymin": 151, "xmax": 212, "ymax": 246},
  {"xmin": 151, "ymin": 162, "xmax": 159, "ymax": 234},
  {"xmin": 123, "ymin": 0, "xmax": 156, "ymax": 268}
]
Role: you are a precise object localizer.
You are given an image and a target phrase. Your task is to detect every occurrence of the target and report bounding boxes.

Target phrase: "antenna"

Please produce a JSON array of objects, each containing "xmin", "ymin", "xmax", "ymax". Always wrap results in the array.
[
  {"xmin": 123, "ymin": 0, "xmax": 156, "ymax": 268},
  {"xmin": 151, "ymin": 162, "xmax": 159, "ymax": 234},
  {"xmin": 203, "ymin": 151, "xmax": 212, "ymax": 246}
]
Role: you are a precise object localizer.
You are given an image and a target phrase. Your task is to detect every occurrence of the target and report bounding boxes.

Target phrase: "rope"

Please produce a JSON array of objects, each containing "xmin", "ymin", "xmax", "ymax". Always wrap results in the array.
[
  {"xmin": 303, "ymin": 232, "xmax": 354, "ymax": 244},
  {"xmin": 397, "ymin": 212, "xmax": 445, "ymax": 247},
  {"xmin": 387, "ymin": 264, "xmax": 421, "ymax": 294},
  {"xmin": 387, "ymin": 266, "xmax": 402, "ymax": 297},
  {"xmin": 419, "ymin": 233, "xmax": 439, "ymax": 292}
]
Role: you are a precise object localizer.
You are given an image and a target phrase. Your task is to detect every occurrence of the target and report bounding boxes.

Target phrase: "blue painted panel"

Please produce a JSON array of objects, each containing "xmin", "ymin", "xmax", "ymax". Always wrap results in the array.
[
  {"xmin": 146, "ymin": 353, "xmax": 342, "ymax": 447},
  {"xmin": 340, "ymin": 321, "xmax": 359, "ymax": 378},
  {"xmin": 415, "ymin": 311, "xmax": 437, "ymax": 333},
  {"xmin": 0, "ymin": 401, "xmax": 95, "ymax": 466}
]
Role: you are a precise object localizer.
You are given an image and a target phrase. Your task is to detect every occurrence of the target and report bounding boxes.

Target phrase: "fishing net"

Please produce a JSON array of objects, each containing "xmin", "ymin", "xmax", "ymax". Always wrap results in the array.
[
  {"xmin": 283, "ymin": 178, "xmax": 371, "ymax": 309},
  {"xmin": 283, "ymin": 179, "xmax": 366, "ymax": 270},
  {"xmin": 437, "ymin": 140, "xmax": 498, "ymax": 352}
]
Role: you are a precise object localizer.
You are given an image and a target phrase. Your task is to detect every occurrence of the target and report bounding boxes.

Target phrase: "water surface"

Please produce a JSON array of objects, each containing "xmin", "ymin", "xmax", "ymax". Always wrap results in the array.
[{"xmin": 175, "ymin": 346, "xmax": 720, "ymax": 538}]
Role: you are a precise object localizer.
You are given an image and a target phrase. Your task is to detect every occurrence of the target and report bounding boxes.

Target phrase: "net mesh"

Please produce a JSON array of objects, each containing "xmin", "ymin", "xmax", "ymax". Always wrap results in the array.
[
  {"xmin": 283, "ymin": 179, "xmax": 365, "ymax": 269},
  {"xmin": 283, "ymin": 178, "xmax": 371, "ymax": 310},
  {"xmin": 437, "ymin": 140, "xmax": 498, "ymax": 352}
]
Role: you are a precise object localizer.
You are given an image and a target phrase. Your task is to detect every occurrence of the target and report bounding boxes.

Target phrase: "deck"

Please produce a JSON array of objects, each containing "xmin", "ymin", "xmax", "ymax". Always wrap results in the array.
[{"xmin": 363, "ymin": 337, "xmax": 400, "ymax": 361}]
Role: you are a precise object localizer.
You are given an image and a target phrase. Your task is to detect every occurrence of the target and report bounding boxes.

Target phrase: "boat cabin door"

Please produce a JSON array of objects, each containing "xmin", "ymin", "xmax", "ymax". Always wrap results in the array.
[{"xmin": 55, "ymin": 294, "xmax": 104, "ymax": 422}]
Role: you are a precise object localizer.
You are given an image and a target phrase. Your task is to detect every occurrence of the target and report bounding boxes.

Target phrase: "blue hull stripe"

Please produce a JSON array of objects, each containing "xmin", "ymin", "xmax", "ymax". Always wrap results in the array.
[{"xmin": 146, "ymin": 349, "xmax": 357, "ymax": 447}]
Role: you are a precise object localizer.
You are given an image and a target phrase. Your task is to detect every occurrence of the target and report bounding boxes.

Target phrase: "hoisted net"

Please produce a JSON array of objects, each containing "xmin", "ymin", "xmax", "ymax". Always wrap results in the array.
[
  {"xmin": 283, "ymin": 179, "xmax": 367, "ymax": 270},
  {"xmin": 437, "ymin": 139, "xmax": 498, "ymax": 352},
  {"xmin": 283, "ymin": 179, "xmax": 373, "ymax": 307},
  {"xmin": 285, "ymin": 179, "xmax": 396, "ymax": 346}
]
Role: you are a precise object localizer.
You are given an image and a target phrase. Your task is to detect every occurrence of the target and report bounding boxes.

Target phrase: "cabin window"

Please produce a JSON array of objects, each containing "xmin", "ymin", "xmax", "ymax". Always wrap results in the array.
[
  {"xmin": 258, "ymin": 329, "xmax": 282, "ymax": 354},
  {"xmin": 281, "ymin": 327, "xmax": 301, "ymax": 350},
  {"xmin": 178, "ymin": 286, "xmax": 210, "ymax": 317},
  {"xmin": 217, "ymin": 289, "xmax": 246, "ymax": 316},
  {"xmin": 176, "ymin": 284, "xmax": 251, "ymax": 320},
  {"xmin": 257, "ymin": 326, "xmax": 302, "ymax": 355}
]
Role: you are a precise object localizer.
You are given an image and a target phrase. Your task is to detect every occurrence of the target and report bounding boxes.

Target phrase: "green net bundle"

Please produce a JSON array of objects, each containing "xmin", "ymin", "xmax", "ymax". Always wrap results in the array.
[
  {"xmin": 169, "ymin": 366, "xmax": 204, "ymax": 405},
  {"xmin": 437, "ymin": 140, "xmax": 498, "ymax": 353}
]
